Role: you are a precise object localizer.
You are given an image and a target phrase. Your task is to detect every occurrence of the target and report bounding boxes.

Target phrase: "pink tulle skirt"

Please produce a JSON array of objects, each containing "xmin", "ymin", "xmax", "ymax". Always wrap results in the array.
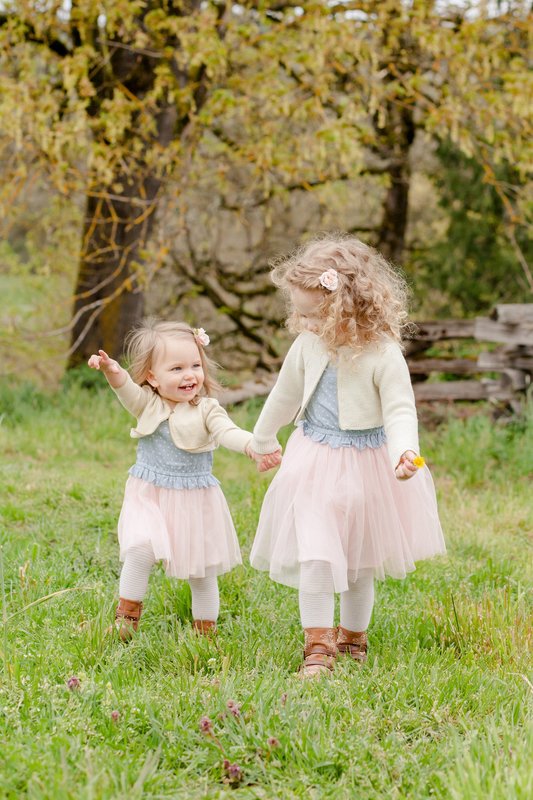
[
  {"xmin": 250, "ymin": 428, "xmax": 446, "ymax": 593},
  {"xmin": 117, "ymin": 476, "xmax": 242, "ymax": 579}
]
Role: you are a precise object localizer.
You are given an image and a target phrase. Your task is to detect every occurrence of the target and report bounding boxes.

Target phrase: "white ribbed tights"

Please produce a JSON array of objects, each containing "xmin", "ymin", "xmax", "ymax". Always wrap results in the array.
[
  {"xmin": 298, "ymin": 562, "xmax": 374, "ymax": 631},
  {"xmin": 118, "ymin": 543, "xmax": 220, "ymax": 620}
]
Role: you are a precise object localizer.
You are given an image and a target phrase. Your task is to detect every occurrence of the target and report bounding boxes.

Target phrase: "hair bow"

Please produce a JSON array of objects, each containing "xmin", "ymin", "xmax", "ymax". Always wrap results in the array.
[{"xmin": 193, "ymin": 328, "xmax": 210, "ymax": 346}]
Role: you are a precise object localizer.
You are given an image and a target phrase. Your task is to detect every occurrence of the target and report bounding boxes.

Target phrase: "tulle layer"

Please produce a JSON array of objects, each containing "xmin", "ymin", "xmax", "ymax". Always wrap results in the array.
[
  {"xmin": 118, "ymin": 476, "xmax": 242, "ymax": 579},
  {"xmin": 250, "ymin": 427, "xmax": 445, "ymax": 592}
]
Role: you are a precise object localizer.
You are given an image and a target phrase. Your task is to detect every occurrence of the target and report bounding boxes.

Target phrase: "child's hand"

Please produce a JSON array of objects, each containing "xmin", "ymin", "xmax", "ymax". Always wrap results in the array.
[
  {"xmin": 395, "ymin": 450, "xmax": 419, "ymax": 481},
  {"xmin": 245, "ymin": 445, "xmax": 282, "ymax": 472},
  {"xmin": 257, "ymin": 450, "xmax": 282, "ymax": 473},
  {"xmin": 87, "ymin": 349, "xmax": 120, "ymax": 374}
]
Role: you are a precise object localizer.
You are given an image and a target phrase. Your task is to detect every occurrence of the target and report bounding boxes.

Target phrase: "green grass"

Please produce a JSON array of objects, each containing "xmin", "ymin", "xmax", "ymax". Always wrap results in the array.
[
  {"xmin": 0, "ymin": 272, "xmax": 73, "ymax": 386},
  {"xmin": 0, "ymin": 375, "xmax": 532, "ymax": 799}
]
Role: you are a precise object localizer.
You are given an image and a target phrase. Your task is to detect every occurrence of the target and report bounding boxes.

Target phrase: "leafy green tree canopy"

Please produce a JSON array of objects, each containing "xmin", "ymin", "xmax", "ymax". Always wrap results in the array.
[{"xmin": 1, "ymin": 1, "xmax": 530, "ymax": 369}]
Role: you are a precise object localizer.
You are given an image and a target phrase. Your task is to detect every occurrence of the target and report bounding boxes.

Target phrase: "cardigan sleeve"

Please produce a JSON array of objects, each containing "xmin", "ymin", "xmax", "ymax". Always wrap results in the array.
[
  {"xmin": 112, "ymin": 374, "xmax": 154, "ymax": 418},
  {"xmin": 204, "ymin": 401, "xmax": 253, "ymax": 453},
  {"xmin": 374, "ymin": 343, "xmax": 420, "ymax": 470},
  {"xmin": 251, "ymin": 336, "xmax": 305, "ymax": 454}
]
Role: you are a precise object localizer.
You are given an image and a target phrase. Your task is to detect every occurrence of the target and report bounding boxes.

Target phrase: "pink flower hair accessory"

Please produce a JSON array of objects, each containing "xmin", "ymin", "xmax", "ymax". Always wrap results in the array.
[
  {"xmin": 193, "ymin": 327, "xmax": 210, "ymax": 346},
  {"xmin": 319, "ymin": 268, "xmax": 339, "ymax": 291}
]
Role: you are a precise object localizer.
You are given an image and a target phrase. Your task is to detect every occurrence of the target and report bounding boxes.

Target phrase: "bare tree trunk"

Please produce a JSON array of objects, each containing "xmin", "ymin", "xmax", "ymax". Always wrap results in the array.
[
  {"xmin": 373, "ymin": 11, "xmax": 417, "ymax": 266},
  {"xmin": 378, "ymin": 157, "xmax": 412, "ymax": 265},
  {"xmin": 68, "ymin": 190, "xmax": 149, "ymax": 366},
  {"xmin": 67, "ymin": 108, "xmax": 176, "ymax": 366},
  {"xmin": 67, "ymin": 1, "xmax": 206, "ymax": 366},
  {"xmin": 376, "ymin": 107, "xmax": 415, "ymax": 265}
]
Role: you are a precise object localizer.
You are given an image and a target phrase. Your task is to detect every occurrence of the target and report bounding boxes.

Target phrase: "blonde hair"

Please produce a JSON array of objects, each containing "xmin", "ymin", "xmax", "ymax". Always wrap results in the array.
[
  {"xmin": 124, "ymin": 318, "xmax": 221, "ymax": 401},
  {"xmin": 271, "ymin": 233, "xmax": 410, "ymax": 351}
]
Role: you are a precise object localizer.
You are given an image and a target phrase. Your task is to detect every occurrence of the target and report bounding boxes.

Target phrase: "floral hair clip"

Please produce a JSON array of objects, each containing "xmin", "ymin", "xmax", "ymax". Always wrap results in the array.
[
  {"xmin": 319, "ymin": 268, "xmax": 339, "ymax": 291},
  {"xmin": 193, "ymin": 327, "xmax": 210, "ymax": 346}
]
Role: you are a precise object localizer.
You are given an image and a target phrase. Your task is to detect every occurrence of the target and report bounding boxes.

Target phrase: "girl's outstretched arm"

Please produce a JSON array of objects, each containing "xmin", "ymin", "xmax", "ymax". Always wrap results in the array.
[{"xmin": 87, "ymin": 349, "xmax": 128, "ymax": 390}]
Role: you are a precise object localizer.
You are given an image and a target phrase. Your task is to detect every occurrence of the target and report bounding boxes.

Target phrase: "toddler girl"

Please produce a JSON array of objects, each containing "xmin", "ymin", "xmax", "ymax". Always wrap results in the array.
[
  {"xmin": 249, "ymin": 234, "xmax": 445, "ymax": 676},
  {"xmin": 88, "ymin": 319, "xmax": 278, "ymax": 639}
]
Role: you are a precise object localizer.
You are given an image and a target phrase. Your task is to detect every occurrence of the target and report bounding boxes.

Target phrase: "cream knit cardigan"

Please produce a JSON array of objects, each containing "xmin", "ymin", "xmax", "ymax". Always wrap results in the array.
[
  {"xmin": 113, "ymin": 374, "xmax": 252, "ymax": 454},
  {"xmin": 251, "ymin": 331, "xmax": 419, "ymax": 469}
]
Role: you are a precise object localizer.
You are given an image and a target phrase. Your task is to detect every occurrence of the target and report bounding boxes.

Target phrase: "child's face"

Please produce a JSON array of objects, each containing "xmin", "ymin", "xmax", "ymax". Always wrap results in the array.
[
  {"xmin": 147, "ymin": 336, "xmax": 205, "ymax": 405},
  {"xmin": 290, "ymin": 286, "xmax": 324, "ymax": 333}
]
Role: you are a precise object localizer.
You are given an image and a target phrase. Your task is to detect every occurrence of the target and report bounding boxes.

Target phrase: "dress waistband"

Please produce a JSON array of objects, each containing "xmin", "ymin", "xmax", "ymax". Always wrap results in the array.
[
  {"xmin": 129, "ymin": 464, "xmax": 219, "ymax": 490},
  {"xmin": 301, "ymin": 421, "xmax": 386, "ymax": 450}
]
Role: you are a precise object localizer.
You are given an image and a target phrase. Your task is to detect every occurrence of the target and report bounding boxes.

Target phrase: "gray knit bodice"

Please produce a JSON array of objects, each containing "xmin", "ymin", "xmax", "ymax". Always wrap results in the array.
[
  {"xmin": 129, "ymin": 420, "xmax": 218, "ymax": 489},
  {"xmin": 302, "ymin": 365, "xmax": 386, "ymax": 449}
]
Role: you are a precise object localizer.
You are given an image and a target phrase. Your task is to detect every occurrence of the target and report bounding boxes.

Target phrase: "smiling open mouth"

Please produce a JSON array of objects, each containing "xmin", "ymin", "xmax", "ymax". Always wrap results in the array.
[{"xmin": 180, "ymin": 384, "xmax": 197, "ymax": 391}]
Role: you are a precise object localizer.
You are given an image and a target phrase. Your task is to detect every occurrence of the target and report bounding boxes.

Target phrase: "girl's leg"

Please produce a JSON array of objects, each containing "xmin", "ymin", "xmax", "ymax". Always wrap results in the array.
[
  {"xmin": 119, "ymin": 543, "xmax": 156, "ymax": 601},
  {"xmin": 298, "ymin": 561, "xmax": 336, "ymax": 677},
  {"xmin": 113, "ymin": 543, "xmax": 155, "ymax": 640},
  {"xmin": 298, "ymin": 589, "xmax": 335, "ymax": 628},
  {"xmin": 189, "ymin": 576, "xmax": 220, "ymax": 633},
  {"xmin": 337, "ymin": 569, "xmax": 375, "ymax": 663},
  {"xmin": 339, "ymin": 569, "xmax": 375, "ymax": 632},
  {"xmin": 298, "ymin": 560, "xmax": 335, "ymax": 627}
]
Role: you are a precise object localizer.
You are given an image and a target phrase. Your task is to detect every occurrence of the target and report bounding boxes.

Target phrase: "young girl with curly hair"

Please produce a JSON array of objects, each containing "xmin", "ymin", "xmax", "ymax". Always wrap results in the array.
[
  {"xmin": 249, "ymin": 234, "xmax": 445, "ymax": 677},
  {"xmin": 88, "ymin": 320, "xmax": 279, "ymax": 639}
]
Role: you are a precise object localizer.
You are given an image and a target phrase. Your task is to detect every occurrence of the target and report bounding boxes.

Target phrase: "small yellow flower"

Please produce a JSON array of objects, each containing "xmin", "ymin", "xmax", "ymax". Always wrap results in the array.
[{"xmin": 413, "ymin": 456, "xmax": 426, "ymax": 469}]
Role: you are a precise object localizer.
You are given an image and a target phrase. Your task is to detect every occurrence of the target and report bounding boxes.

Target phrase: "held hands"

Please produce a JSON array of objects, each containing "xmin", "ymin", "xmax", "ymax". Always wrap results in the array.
[
  {"xmin": 245, "ymin": 444, "xmax": 282, "ymax": 473},
  {"xmin": 394, "ymin": 450, "xmax": 419, "ymax": 481},
  {"xmin": 257, "ymin": 450, "xmax": 282, "ymax": 472}
]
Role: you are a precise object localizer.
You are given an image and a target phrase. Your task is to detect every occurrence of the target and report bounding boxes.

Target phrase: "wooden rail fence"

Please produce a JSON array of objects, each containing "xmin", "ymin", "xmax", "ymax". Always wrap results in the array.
[
  {"xmin": 221, "ymin": 304, "xmax": 533, "ymax": 410},
  {"xmin": 405, "ymin": 304, "xmax": 532, "ymax": 407}
]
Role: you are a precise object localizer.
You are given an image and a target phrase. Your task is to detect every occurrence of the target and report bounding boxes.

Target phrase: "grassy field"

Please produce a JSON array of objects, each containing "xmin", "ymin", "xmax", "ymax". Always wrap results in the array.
[{"xmin": 0, "ymin": 375, "xmax": 532, "ymax": 799}]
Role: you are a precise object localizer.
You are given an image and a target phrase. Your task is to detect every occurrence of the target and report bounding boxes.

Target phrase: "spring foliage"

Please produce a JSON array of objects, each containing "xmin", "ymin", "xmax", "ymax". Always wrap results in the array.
[{"xmin": 0, "ymin": 2, "xmax": 531, "ymax": 367}]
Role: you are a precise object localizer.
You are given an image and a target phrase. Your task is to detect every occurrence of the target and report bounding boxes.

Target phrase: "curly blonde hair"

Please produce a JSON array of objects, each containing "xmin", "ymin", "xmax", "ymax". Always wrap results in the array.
[
  {"xmin": 271, "ymin": 233, "xmax": 410, "ymax": 351},
  {"xmin": 124, "ymin": 318, "xmax": 221, "ymax": 401}
]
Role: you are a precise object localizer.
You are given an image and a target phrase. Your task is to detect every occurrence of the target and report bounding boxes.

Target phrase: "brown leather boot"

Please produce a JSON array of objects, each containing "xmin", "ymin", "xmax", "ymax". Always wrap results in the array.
[
  {"xmin": 300, "ymin": 627, "xmax": 337, "ymax": 678},
  {"xmin": 336, "ymin": 626, "xmax": 368, "ymax": 663},
  {"xmin": 192, "ymin": 619, "xmax": 217, "ymax": 635},
  {"xmin": 111, "ymin": 598, "xmax": 143, "ymax": 641}
]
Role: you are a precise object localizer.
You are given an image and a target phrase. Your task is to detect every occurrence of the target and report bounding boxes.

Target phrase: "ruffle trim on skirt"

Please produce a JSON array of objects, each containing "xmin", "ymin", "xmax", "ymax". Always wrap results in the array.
[
  {"xmin": 129, "ymin": 464, "xmax": 219, "ymax": 490},
  {"xmin": 301, "ymin": 421, "xmax": 386, "ymax": 450}
]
